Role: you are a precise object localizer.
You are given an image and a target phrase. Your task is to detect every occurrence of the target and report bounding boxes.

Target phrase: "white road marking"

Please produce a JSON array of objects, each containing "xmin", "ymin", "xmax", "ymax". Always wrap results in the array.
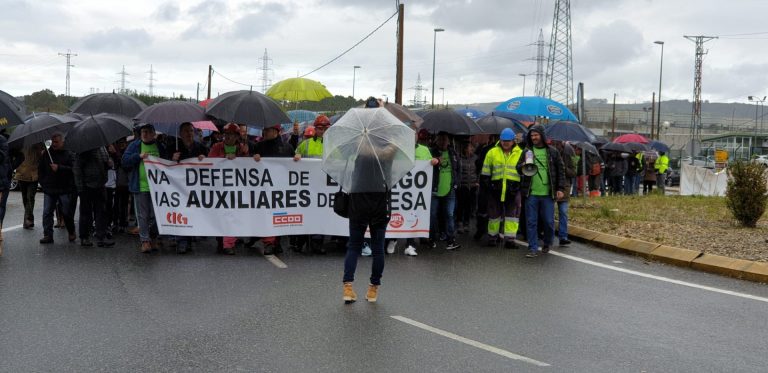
[
  {"xmin": 550, "ymin": 250, "xmax": 768, "ymax": 304},
  {"xmin": 2, "ymin": 224, "xmax": 23, "ymax": 232},
  {"xmin": 612, "ymin": 260, "xmax": 623, "ymax": 264},
  {"xmin": 264, "ymin": 255, "xmax": 287, "ymax": 268},
  {"xmin": 391, "ymin": 315, "xmax": 551, "ymax": 367}
]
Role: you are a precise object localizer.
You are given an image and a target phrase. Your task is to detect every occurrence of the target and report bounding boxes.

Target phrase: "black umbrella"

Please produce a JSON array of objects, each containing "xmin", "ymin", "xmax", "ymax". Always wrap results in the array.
[
  {"xmin": 0, "ymin": 90, "xmax": 26, "ymax": 129},
  {"xmin": 649, "ymin": 140, "xmax": 670, "ymax": 153},
  {"xmin": 573, "ymin": 141, "xmax": 599, "ymax": 156},
  {"xmin": 421, "ymin": 109, "xmax": 483, "ymax": 135},
  {"xmin": 623, "ymin": 142, "xmax": 649, "ymax": 152},
  {"xmin": 476, "ymin": 114, "xmax": 526, "ymax": 135},
  {"xmin": 135, "ymin": 100, "xmax": 207, "ymax": 125},
  {"xmin": 205, "ymin": 90, "xmax": 290, "ymax": 129},
  {"xmin": 592, "ymin": 136, "xmax": 610, "ymax": 146},
  {"xmin": 544, "ymin": 121, "xmax": 596, "ymax": 142},
  {"xmin": 64, "ymin": 113, "xmax": 134, "ymax": 153},
  {"xmin": 9, "ymin": 114, "xmax": 78, "ymax": 148},
  {"xmin": 70, "ymin": 92, "xmax": 148, "ymax": 117},
  {"xmin": 600, "ymin": 142, "xmax": 631, "ymax": 153}
]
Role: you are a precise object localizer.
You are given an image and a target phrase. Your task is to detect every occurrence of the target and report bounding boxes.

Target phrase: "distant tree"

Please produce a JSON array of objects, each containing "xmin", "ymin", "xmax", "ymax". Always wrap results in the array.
[
  {"xmin": 291, "ymin": 95, "xmax": 362, "ymax": 113},
  {"xmin": 25, "ymin": 89, "xmax": 68, "ymax": 113}
]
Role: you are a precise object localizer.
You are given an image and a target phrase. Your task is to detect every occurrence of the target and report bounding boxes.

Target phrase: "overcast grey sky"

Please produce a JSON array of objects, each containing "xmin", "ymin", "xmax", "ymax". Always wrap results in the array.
[{"xmin": 1, "ymin": 0, "xmax": 767, "ymax": 105}]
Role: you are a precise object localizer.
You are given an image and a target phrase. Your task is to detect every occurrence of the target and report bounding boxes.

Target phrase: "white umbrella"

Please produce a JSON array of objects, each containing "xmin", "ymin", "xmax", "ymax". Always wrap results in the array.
[{"xmin": 322, "ymin": 108, "xmax": 415, "ymax": 193}]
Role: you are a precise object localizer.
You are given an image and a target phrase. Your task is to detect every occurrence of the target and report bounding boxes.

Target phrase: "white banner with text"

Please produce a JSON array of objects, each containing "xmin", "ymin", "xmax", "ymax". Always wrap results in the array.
[{"xmin": 144, "ymin": 157, "xmax": 433, "ymax": 238}]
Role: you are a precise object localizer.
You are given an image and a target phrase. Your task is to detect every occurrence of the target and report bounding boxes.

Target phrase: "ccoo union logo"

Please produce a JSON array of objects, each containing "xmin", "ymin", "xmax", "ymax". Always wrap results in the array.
[
  {"xmin": 273, "ymin": 212, "xmax": 304, "ymax": 226},
  {"xmin": 166, "ymin": 212, "xmax": 188, "ymax": 225}
]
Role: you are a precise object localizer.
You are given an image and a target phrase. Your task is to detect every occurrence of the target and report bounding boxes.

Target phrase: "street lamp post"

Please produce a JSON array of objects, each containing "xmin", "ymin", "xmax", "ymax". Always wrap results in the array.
[
  {"xmin": 519, "ymin": 74, "xmax": 527, "ymax": 96},
  {"xmin": 654, "ymin": 41, "xmax": 664, "ymax": 140},
  {"xmin": 352, "ymin": 65, "xmax": 361, "ymax": 99},
  {"xmin": 431, "ymin": 28, "xmax": 445, "ymax": 109},
  {"xmin": 440, "ymin": 87, "xmax": 445, "ymax": 108}
]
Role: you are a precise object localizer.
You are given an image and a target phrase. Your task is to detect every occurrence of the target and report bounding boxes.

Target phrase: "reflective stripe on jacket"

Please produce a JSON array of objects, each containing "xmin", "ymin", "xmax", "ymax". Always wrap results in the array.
[{"xmin": 481, "ymin": 145, "xmax": 522, "ymax": 201}]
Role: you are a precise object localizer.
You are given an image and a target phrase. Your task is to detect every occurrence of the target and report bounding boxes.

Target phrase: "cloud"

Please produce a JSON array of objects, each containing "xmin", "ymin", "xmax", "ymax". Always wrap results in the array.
[
  {"xmin": 230, "ymin": 3, "xmax": 288, "ymax": 40},
  {"xmin": 83, "ymin": 28, "xmax": 153, "ymax": 51},
  {"xmin": 576, "ymin": 20, "xmax": 645, "ymax": 77},
  {"xmin": 154, "ymin": 2, "xmax": 180, "ymax": 21}
]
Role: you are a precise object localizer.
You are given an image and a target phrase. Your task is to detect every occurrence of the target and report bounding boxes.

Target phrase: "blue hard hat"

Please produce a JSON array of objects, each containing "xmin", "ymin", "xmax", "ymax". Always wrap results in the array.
[{"xmin": 500, "ymin": 128, "xmax": 515, "ymax": 141}]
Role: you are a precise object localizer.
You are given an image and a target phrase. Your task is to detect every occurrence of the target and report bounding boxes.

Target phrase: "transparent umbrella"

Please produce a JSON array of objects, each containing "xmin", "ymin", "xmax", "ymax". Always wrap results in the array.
[{"xmin": 322, "ymin": 108, "xmax": 415, "ymax": 193}]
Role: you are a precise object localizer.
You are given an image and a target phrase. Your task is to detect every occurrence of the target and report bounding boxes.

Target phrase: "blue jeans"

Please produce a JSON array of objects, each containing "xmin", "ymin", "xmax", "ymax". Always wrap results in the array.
[
  {"xmin": 557, "ymin": 200, "xmax": 568, "ymax": 240},
  {"xmin": 430, "ymin": 190, "xmax": 456, "ymax": 241},
  {"xmin": 133, "ymin": 192, "xmax": 157, "ymax": 243},
  {"xmin": 343, "ymin": 219, "xmax": 387, "ymax": 286},
  {"xmin": 525, "ymin": 195, "xmax": 555, "ymax": 252},
  {"xmin": 43, "ymin": 193, "xmax": 75, "ymax": 238}
]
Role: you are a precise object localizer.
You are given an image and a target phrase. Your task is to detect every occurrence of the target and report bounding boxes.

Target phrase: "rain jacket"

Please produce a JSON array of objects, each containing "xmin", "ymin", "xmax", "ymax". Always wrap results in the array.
[
  {"xmin": 15, "ymin": 146, "xmax": 42, "ymax": 182},
  {"xmin": 122, "ymin": 139, "xmax": 170, "ymax": 193},
  {"xmin": 73, "ymin": 147, "xmax": 110, "ymax": 192},
  {"xmin": 295, "ymin": 137, "xmax": 324, "ymax": 158},
  {"xmin": 208, "ymin": 141, "xmax": 250, "ymax": 158},
  {"xmin": 174, "ymin": 140, "xmax": 209, "ymax": 160},
  {"xmin": 481, "ymin": 143, "xmax": 522, "ymax": 201},
  {"xmin": 654, "ymin": 154, "xmax": 669, "ymax": 174},
  {"xmin": 516, "ymin": 125, "xmax": 566, "ymax": 199},
  {"xmin": 37, "ymin": 148, "xmax": 75, "ymax": 195},
  {"xmin": 254, "ymin": 136, "xmax": 294, "ymax": 158}
]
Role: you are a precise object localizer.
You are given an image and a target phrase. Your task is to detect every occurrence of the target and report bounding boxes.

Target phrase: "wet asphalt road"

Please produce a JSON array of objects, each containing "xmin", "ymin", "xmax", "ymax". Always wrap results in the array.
[{"xmin": 1, "ymin": 191, "xmax": 767, "ymax": 372}]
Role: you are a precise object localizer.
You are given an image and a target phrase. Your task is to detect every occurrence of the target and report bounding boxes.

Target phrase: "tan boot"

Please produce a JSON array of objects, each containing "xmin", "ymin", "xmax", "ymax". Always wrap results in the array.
[
  {"xmin": 343, "ymin": 282, "xmax": 357, "ymax": 304},
  {"xmin": 365, "ymin": 284, "xmax": 379, "ymax": 303}
]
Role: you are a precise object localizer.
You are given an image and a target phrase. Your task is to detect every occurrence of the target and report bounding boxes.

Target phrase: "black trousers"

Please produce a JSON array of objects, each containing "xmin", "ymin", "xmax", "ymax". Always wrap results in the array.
[{"xmin": 79, "ymin": 186, "xmax": 108, "ymax": 240}]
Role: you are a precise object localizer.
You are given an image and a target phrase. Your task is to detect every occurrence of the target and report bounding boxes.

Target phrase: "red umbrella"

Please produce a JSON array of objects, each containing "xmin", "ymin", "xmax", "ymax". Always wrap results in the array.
[
  {"xmin": 614, "ymin": 133, "xmax": 649, "ymax": 144},
  {"xmin": 199, "ymin": 98, "xmax": 213, "ymax": 108},
  {"xmin": 192, "ymin": 120, "xmax": 218, "ymax": 131}
]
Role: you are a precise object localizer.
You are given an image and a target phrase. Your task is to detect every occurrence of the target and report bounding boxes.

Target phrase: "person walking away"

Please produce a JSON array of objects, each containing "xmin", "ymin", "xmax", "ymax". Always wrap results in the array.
[
  {"xmin": 122, "ymin": 124, "xmax": 169, "ymax": 253},
  {"xmin": 38, "ymin": 133, "xmax": 77, "ymax": 244},
  {"xmin": 402, "ymin": 129, "xmax": 438, "ymax": 256},
  {"xmin": 15, "ymin": 143, "xmax": 42, "ymax": 230},
  {"xmin": 171, "ymin": 122, "xmax": 209, "ymax": 254},
  {"xmin": 480, "ymin": 128, "xmax": 522, "ymax": 248},
  {"xmin": 516, "ymin": 125, "xmax": 565, "ymax": 258},
  {"xmin": 342, "ymin": 121, "xmax": 397, "ymax": 304},
  {"xmin": 253, "ymin": 123, "xmax": 296, "ymax": 255},
  {"xmin": 654, "ymin": 151, "xmax": 669, "ymax": 195},
  {"xmin": 73, "ymin": 146, "xmax": 114, "ymax": 247},
  {"xmin": 606, "ymin": 153, "xmax": 627, "ymax": 195},
  {"xmin": 429, "ymin": 132, "xmax": 461, "ymax": 250},
  {"xmin": 553, "ymin": 141, "xmax": 575, "ymax": 246},
  {"xmin": 456, "ymin": 141, "xmax": 479, "ymax": 235},
  {"xmin": 208, "ymin": 123, "xmax": 250, "ymax": 255}
]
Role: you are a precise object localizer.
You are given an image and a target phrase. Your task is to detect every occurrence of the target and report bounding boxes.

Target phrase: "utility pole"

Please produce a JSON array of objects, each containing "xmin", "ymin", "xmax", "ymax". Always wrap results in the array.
[
  {"xmin": 207, "ymin": 65, "xmax": 213, "ymax": 100},
  {"xmin": 531, "ymin": 29, "xmax": 548, "ymax": 97},
  {"xmin": 58, "ymin": 49, "xmax": 77, "ymax": 96},
  {"xmin": 117, "ymin": 66, "xmax": 129, "ymax": 94},
  {"xmin": 650, "ymin": 92, "xmax": 656, "ymax": 139},
  {"xmin": 684, "ymin": 35, "xmax": 717, "ymax": 159},
  {"xmin": 544, "ymin": 0, "xmax": 574, "ymax": 105},
  {"xmin": 395, "ymin": 3, "xmax": 404, "ymax": 104},
  {"xmin": 196, "ymin": 82, "xmax": 200, "ymax": 102},
  {"xmin": 147, "ymin": 64, "xmax": 156, "ymax": 97},
  {"xmin": 258, "ymin": 49, "xmax": 273, "ymax": 93}
]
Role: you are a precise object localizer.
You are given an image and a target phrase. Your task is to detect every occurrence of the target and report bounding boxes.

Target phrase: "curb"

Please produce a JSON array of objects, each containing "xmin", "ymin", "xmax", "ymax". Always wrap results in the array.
[{"xmin": 568, "ymin": 225, "xmax": 768, "ymax": 284}]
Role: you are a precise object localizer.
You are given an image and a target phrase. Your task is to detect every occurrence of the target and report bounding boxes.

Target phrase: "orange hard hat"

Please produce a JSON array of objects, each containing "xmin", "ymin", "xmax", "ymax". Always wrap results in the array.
[
  {"xmin": 313, "ymin": 115, "xmax": 331, "ymax": 128},
  {"xmin": 304, "ymin": 126, "xmax": 316, "ymax": 137}
]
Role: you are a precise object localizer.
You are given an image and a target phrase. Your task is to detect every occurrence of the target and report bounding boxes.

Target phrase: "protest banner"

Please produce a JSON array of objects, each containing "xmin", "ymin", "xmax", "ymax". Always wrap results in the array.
[{"xmin": 144, "ymin": 157, "xmax": 433, "ymax": 238}]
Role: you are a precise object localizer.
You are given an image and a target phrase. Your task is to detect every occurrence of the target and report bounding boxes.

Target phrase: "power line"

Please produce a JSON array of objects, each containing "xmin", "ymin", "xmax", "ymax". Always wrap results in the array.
[
  {"xmin": 212, "ymin": 69, "xmax": 253, "ymax": 88},
  {"xmin": 300, "ymin": 10, "xmax": 398, "ymax": 78}
]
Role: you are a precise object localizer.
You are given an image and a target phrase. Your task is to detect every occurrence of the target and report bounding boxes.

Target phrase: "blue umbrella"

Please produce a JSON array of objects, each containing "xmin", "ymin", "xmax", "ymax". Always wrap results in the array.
[
  {"xmin": 495, "ymin": 96, "xmax": 578, "ymax": 122},
  {"xmin": 454, "ymin": 108, "xmax": 486, "ymax": 120},
  {"xmin": 544, "ymin": 121, "xmax": 596, "ymax": 143},
  {"xmin": 287, "ymin": 109, "xmax": 318, "ymax": 123},
  {"xmin": 649, "ymin": 140, "xmax": 670, "ymax": 153}
]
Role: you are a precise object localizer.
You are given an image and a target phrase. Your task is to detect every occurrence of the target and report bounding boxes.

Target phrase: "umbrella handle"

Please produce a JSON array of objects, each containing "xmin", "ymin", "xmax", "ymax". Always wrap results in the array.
[{"xmin": 45, "ymin": 147, "xmax": 54, "ymax": 163}]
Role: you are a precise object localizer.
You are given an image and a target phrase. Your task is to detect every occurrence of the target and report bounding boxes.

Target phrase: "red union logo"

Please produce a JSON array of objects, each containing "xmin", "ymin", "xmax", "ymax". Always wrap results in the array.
[
  {"xmin": 389, "ymin": 213, "xmax": 404, "ymax": 228},
  {"xmin": 166, "ymin": 212, "xmax": 189, "ymax": 225},
  {"xmin": 273, "ymin": 214, "xmax": 303, "ymax": 225}
]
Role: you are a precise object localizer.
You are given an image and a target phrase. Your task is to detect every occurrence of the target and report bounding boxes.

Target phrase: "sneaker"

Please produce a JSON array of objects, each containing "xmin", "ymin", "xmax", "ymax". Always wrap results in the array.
[
  {"xmin": 504, "ymin": 240, "xmax": 517, "ymax": 249},
  {"xmin": 386, "ymin": 240, "xmax": 396, "ymax": 254},
  {"xmin": 343, "ymin": 282, "xmax": 357, "ymax": 304},
  {"xmin": 404, "ymin": 245, "xmax": 418, "ymax": 256},
  {"xmin": 97, "ymin": 240, "xmax": 115, "ymax": 248},
  {"xmin": 361, "ymin": 243, "xmax": 372, "ymax": 256},
  {"xmin": 559, "ymin": 238, "xmax": 571, "ymax": 246},
  {"xmin": 365, "ymin": 284, "xmax": 379, "ymax": 302},
  {"xmin": 446, "ymin": 241, "xmax": 461, "ymax": 250},
  {"xmin": 39, "ymin": 236, "xmax": 54, "ymax": 244},
  {"xmin": 80, "ymin": 239, "xmax": 93, "ymax": 247},
  {"xmin": 439, "ymin": 232, "xmax": 448, "ymax": 241},
  {"xmin": 525, "ymin": 250, "xmax": 539, "ymax": 258}
]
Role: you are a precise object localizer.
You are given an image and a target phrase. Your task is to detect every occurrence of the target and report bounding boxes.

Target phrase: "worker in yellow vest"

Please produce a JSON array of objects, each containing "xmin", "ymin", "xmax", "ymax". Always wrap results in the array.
[
  {"xmin": 654, "ymin": 151, "xmax": 669, "ymax": 194},
  {"xmin": 480, "ymin": 128, "xmax": 523, "ymax": 248},
  {"xmin": 294, "ymin": 115, "xmax": 330, "ymax": 160}
]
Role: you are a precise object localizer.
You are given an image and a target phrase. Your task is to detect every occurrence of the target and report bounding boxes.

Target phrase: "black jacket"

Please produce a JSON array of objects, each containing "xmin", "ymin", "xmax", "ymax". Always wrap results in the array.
[
  {"xmin": 254, "ymin": 136, "xmax": 294, "ymax": 158},
  {"xmin": 38, "ymin": 148, "xmax": 75, "ymax": 195},
  {"xmin": 516, "ymin": 125, "xmax": 566, "ymax": 199},
  {"xmin": 175, "ymin": 140, "xmax": 209, "ymax": 160},
  {"xmin": 430, "ymin": 145, "xmax": 460, "ymax": 195},
  {"xmin": 73, "ymin": 147, "xmax": 110, "ymax": 191}
]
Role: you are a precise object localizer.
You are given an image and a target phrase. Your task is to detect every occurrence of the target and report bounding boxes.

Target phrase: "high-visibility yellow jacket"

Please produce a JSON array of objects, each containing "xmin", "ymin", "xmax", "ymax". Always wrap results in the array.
[
  {"xmin": 296, "ymin": 137, "xmax": 324, "ymax": 158},
  {"xmin": 481, "ymin": 145, "xmax": 522, "ymax": 201},
  {"xmin": 654, "ymin": 154, "xmax": 669, "ymax": 174}
]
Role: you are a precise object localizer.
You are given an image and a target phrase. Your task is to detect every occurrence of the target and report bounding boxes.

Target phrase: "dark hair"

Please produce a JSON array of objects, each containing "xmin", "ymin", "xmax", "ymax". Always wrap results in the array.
[{"xmin": 365, "ymin": 96, "xmax": 380, "ymax": 108}]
